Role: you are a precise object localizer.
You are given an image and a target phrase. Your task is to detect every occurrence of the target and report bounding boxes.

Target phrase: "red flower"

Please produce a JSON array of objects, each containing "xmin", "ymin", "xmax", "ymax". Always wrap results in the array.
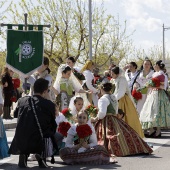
[
  {"xmin": 85, "ymin": 105, "xmax": 98, "ymax": 117},
  {"xmin": 132, "ymin": 89, "xmax": 142, "ymax": 101},
  {"xmin": 61, "ymin": 108, "xmax": 72, "ymax": 119},
  {"xmin": 76, "ymin": 124, "xmax": 92, "ymax": 138},
  {"xmin": 58, "ymin": 122, "xmax": 71, "ymax": 137},
  {"xmin": 152, "ymin": 77, "xmax": 160, "ymax": 87},
  {"xmin": 12, "ymin": 78, "xmax": 20, "ymax": 89}
]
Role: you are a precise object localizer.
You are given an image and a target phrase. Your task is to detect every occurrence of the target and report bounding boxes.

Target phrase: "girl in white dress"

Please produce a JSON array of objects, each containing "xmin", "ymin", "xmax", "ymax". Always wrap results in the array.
[
  {"xmin": 133, "ymin": 59, "xmax": 154, "ymax": 115},
  {"xmin": 59, "ymin": 110, "xmax": 110, "ymax": 165}
]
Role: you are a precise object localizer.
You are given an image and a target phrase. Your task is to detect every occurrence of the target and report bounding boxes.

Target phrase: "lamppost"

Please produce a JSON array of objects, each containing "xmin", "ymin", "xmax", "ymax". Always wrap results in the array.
[
  {"xmin": 163, "ymin": 24, "xmax": 170, "ymax": 63},
  {"xmin": 89, "ymin": 0, "xmax": 92, "ymax": 60}
]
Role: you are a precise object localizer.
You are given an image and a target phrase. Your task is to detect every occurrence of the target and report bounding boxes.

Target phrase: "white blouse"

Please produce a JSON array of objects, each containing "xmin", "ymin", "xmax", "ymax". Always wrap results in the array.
[
  {"xmin": 0, "ymin": 87, "xmax": 4, "ymax": 105},
  {"xmin": 65, "ymin": 123, "xmax": 97, "ymax": 148},
  {"xmin": 83, "ymin": 70, "xmax": 98, "ymax": 93},
  {"xmin": 125, "ymin": 70, "xmax": 139, "ymax": 91},
  {"xmin": 135, "ymin": 70, "xmax": 154, "ymax": 88},
  {"xmin": 111, "ymin": 76, "xmax": 130, "ymax": 100},
  {"xmin": 97, "ymin": 94, "xmax": 118, "ymax": 119},
  {"xmin": 152, "ymin": 70, "xmax": 168, "ymax": 90}
]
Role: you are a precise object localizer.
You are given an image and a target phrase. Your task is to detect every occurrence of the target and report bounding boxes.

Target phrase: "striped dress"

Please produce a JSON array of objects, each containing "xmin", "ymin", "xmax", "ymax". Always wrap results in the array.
[
  {"xmin": 59, "ymin": 124, "xmax": 110, "ymax": 165},
  {"xmin": 95, "ymin": 94, "xmax": 153, "ymax": 156}
]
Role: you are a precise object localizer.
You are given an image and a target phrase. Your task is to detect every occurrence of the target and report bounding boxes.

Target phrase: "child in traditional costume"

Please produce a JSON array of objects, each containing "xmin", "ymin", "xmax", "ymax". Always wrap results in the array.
[{"xmin": 59, "ymin": 110, "xmax": 111, "ymax": 165}]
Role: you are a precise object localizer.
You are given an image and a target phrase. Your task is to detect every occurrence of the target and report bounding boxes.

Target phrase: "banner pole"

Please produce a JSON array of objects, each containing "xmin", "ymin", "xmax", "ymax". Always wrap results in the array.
[{"xmin": 24, "ymin": 13, "xmax": 28, "ymax": 94}]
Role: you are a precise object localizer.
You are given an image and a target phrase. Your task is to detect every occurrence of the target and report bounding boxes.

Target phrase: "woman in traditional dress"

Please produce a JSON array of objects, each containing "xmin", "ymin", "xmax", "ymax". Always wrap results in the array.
[
  {"xmin": 110, "ymin": 67, "xmax": 144, "ymax": 138},
  {"xmin": 140, "ymin": 60, "xmax": 170, "ymax": 137},
  {"xmin": 53, "ymin": 64, "xmax": 89, "ymax": 111},
  {"xmin": 133, "ymin": 58, "xmax": 154, "ymax": 115},
  {"xmin": 0, "ymin": 81, "xmax": 10, "ymax": 159},
  {"xmin": 59, "ymin": 110, "xmax": 111, "ymax": 165},
  {"xmin": 81, "ymin": 60, "xmax": 99, "ymax": 107},
  {"xmin": 92, "ymin": 83, "xmax": 152, "ymax": 156}
]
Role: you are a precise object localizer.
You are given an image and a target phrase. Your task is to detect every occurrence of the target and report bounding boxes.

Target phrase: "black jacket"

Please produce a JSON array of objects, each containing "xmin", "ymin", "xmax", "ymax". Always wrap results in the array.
[{"xmin": 9, "ymin": 95, "xmax": 57, "ymax": 154}]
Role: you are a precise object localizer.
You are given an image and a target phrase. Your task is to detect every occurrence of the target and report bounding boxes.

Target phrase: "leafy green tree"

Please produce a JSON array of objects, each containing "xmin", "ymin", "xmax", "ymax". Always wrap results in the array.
[{"xmin": 1, "ymin": 0, "xmax": 134, "ymax": 75}]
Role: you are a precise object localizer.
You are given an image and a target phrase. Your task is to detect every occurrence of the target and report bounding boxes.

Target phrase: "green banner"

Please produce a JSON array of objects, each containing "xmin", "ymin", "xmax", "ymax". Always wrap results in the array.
[{"xmin": 6, "ymin": 30, "xmax": 43, "ymax": 77}]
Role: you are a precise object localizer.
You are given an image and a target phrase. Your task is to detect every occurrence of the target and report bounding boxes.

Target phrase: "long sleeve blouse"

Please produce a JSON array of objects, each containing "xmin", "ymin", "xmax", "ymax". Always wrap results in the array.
[
  {"xmin": 65, "ymin": 123, "xmax": 97, "ymax": 148},
  {"xmin": 97, "ymin": 94, "xmax": 118, "ymax": 119},
  {"xmin": 83, "ymin": 70, "xmax": 98, "ymax": 93}
]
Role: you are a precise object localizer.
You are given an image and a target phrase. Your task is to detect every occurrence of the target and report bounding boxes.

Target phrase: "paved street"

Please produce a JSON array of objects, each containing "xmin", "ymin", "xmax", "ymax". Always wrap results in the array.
[{"xmin": 0, "ymin": 128, "xmax": 170, "ymax": 170}]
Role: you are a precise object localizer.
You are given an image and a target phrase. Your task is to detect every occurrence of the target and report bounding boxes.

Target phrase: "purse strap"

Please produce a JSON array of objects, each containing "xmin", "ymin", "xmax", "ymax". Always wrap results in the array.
[{"xmin": 30, "ymin": 97, "xmax": 43, "ymax": 140}]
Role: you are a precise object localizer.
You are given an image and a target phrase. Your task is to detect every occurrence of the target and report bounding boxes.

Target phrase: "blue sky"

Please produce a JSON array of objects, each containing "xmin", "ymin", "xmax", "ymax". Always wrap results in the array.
[{"xmin": 94, "ymin": 0, "xmax": 170, "ymax": 52}]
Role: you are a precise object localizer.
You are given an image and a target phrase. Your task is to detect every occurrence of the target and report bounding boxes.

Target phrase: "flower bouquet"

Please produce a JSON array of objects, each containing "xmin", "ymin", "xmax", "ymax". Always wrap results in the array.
[
  {"xmin": 58, "ymin": 122, "xmax": 71, "ymax": 137},
  {"xmin": 131, "ymin": 89, "xmax": 142, "ymax": 101},
  {"xmin": 73, "ymin": 69, "xmax": 85, "ymax": 80},
  {"xmin": 61, "ymin": 108, "xmax": 73, "ymax": 120},
  {"xmin": 85, "ymin": 104, "xmax": 98, "ymax": 118},
  {"xmin": 12, "ymin": 78, "xmax": 20, "ymax": 89},
  {"xmin": 76, "ymin": 124, "xmax": 92, "ymax": 143},
  {"xmin": 145, "ymin": 77, "xmax": 160, "ymax": 87}
]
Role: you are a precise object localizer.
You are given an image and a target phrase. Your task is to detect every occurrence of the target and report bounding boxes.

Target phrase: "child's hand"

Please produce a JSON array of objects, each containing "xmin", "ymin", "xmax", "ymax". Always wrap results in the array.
[
  {"xmin": 91, "ymin": 117, "xmax": 98, "ymax": 123},
  {"xmin": 81, "ymin": 141, "xmax": 89, "ymax": 149}
]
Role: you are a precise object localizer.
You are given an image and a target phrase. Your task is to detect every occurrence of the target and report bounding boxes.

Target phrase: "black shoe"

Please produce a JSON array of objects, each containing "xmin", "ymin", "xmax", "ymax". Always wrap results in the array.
[
  {"xmin": 35, "ymin": 154, "xmax": 48, "ymax": 168},
  {"xmin": 145, "ymin": 131, "xmax": 156, "ymax": 138},
  {"xmin": 18, "ymin": 154, "xmax": 28, "ymax": 168}
]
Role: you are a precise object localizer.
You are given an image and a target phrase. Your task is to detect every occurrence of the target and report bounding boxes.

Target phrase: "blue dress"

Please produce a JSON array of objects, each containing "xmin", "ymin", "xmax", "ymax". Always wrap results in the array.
[{"xmin": 0, "ymin": 117, "xmax": 10, "ymax": 159}]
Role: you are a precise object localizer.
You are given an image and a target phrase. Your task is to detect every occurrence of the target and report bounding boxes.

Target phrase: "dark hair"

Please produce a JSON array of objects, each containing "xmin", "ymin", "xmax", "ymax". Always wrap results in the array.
[
  {"xmin": 111, "ymin": 66, "xmax": 119, "ymax": 75},
  {"xmin": 118, "ymin": 109, "xmax": 125, "ymax": 119},
  {"xmin": 74, "ymin": 97, "xmax": 83, "ymax": 104},
  {"xmin": 78, "ymin": 110, "xmax": 89, "ymax": 120},
  {"xmin": 129, "ymin": 62, "xmax": 137, "ymax": 69},
  {"xmin": 44, "ymin": 57, "xmax": 49, "ymax": 66},
  {"xmin": 34, "ymin": 78, "xmax": 49, "ymax": 94},
  {"xmin": 156, "ymin": 60, "xmax": 165, "ymax": 70},
  {"xmin": 62, "ymin": 66, "xmax": 72, "ymax": 74},
  {"xmin": 140, "ymin": 59, "xmax": 153, "ymax": 70},
  {"xmin": 46, "ymin": 67, "xmax": 51, "ymax": 74},
  {"xmin": 67, "ymin": 56, "xmax": 76, "ymax": 63},
  {"xmin": 101, "ymin": 82, "xmax": 113, "ymax": 92}
]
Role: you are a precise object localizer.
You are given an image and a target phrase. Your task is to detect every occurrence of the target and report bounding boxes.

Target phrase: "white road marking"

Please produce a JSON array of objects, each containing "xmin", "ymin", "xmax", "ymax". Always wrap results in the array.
[
  {"xmin": 144, "ymin": 138, "xmax": 170, "ymax": 151},
  {"xmin": 0, "ymin": 158, "xmax": 12, "ymax": 166}
]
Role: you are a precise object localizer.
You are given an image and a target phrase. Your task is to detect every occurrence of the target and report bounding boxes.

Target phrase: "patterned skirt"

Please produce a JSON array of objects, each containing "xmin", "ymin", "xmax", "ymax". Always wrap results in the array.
[
  {"xmin": 0, "ymin": 117, "xmax": 10, "ymax": 159},
  {"xmin": 59, "ymin": 145, "xmax": 110, "ymax": 165},
  {"xmin": 95, "ymin": 115, "xmax": 153, "ymax": 157},
  {"xmin": 140, "ymin": 89, "xmax": 170, "ymax": 129},
  {"xmin": 119, "ymin": 94, "xmax": 144, "ymax": 138}
]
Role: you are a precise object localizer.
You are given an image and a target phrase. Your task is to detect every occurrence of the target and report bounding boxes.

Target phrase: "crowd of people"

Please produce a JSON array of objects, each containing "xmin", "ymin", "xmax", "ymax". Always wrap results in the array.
[{"xmin": 0, "ymin": 56, "xmax": 170, "ymax": 168}]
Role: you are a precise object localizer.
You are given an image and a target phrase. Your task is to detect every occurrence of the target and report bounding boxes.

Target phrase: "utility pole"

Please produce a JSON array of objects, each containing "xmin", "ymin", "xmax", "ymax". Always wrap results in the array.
[
  {"xmin": 89, "ymin": 0, "xmax": 92, "ymax": 60},
  {"xmin": 162, "ymin": 23, "xmax": 170, "ymax": 63}
]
